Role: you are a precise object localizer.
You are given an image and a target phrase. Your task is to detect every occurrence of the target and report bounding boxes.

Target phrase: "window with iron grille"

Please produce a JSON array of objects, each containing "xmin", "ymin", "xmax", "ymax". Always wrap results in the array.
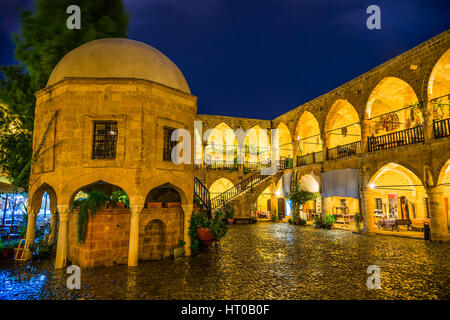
[
  {"xmin": 92, "ymin": 121, "xmax": 118, "ymax": 159},
  {"xmin": 163, "ymin": 126, "xmax": 177, "ymax": 162}
]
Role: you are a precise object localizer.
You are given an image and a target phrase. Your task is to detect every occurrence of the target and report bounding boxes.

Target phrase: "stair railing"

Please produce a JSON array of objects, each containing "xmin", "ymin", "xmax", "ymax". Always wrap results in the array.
[{"xmin": 194, "ymin": 177, "xmax": 212, "ymax": 217}]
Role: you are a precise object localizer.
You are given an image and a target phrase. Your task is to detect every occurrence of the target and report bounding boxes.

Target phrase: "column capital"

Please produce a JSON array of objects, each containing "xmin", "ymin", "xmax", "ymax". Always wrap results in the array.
[
  {"xmin": 130, "ymin": 205, "xmax": 144, "ymax": 216},
  {"xmin": 429, "ymin": 185, "xmax": 445, "ymax": 195}
]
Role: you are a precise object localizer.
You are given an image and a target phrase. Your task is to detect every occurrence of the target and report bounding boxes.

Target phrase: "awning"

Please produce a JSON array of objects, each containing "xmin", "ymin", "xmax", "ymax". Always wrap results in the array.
[{"xmin": 322, "ymin": 168, "xmax": 360, "ymax": 199}]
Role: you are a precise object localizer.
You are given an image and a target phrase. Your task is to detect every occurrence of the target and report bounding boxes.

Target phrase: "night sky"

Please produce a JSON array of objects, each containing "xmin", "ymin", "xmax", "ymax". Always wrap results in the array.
[{"xmin": 0, "ymin": 0, "xmax": 449, "ymax": 119}]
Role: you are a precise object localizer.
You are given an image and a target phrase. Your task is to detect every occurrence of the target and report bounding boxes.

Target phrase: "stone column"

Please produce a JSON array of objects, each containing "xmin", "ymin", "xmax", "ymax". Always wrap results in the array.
[
  {"xmin": 55, "ymin": 205, "xmax": 69, "ymax": 269},
  {"xmin": 48, "ymin": 209, "xmax": 58, "ymax": 243},
  {"xmin": 292, "ymin": 140, "xmax": 299, "ymax": 166},
  {"xmin": 361, "ymin": 189, "xmax": 376, "ymax": 234},
  {"xmin": 182, "ymin": 203, "xmax": 193, "ymax": 256},
  {"xmin": 24, "ymin": 207, "xmax": 39, "ymax": 260},
  {"xmin": 423, "ymin": 102, "xmax": 435, "ymax": 143},
  {"xmin": 429, "ymin": 185, "xmax": 448, "ymax": 241},
  {"xmin": 127, "ymin": 205, "xmax": 143, "ymax": 267},
  {"xmin": 361, "ymin": 118, "xmax": 371, "ymax": 153}
]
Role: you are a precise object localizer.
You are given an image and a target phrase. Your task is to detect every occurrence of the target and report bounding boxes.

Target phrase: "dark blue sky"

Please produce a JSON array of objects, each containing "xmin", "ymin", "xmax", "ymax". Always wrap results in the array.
[{"xmin": 1, "ymin": 0, "xmax": 449, "ymax": 119}]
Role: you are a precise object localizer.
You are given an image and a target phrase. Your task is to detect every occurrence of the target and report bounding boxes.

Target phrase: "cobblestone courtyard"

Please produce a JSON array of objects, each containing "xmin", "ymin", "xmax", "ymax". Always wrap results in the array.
[{"xmin": 0, "ymin": 223, "xmax": 449, "ymax": 300}]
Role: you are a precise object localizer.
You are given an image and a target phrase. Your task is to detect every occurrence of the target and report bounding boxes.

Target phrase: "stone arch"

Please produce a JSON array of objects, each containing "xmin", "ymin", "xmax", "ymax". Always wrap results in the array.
[
  {"xmin": 427, "ymin": 48, "xmax": 450, "ymax": 120},
  {"xmin": 324, "ymin": 99, "xmax": 361, "ymax": 149},
  {"xmin": 29, "ymin": 182, "xmax": 58, "ymax": 212},
  {"xmin": 365, "ymin": 77, "xmax": 421, "ymax": 136},
  {"xmin": 368, "ymin": 163, "xmax": 427, "ymax": 219},
  {"xmin": 299, "ymin": 173, "xmax": 321, "ymax": 193},
  {"xmin": 59, "ymin": 171, "xmax": 137, "ymax": 207},
  {"xmin": 295, "ymin": 111, "xmax": 322, "ymax": 155},
  {"xmin": 209, "ymin": 178, "xmax": 235, "ymax": 198},
  {"xmin": 437, "ymin": 159, "xmax": 450, "ymax": 186},
  {"xmin": 204, "ymin": 122, "xmax": 237, "ymax": 164},
  {"xmin": 140, "ymin": 219, "xmax": 166, "ymax": 261},
  {"xmin": 244, "ymin": 125, "xmax": 271, "ymax": 163},
  {"xmin": 277, "ymin": 122, "xmax": 293, "ymax": 159},
  {"xmin": 141, "ymin": 174, "xmax": 191, "ymax": 206}
]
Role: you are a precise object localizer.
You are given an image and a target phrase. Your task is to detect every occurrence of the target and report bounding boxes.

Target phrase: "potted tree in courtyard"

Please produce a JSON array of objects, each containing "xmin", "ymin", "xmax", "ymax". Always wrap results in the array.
[
  {"xmin": 323, "ymin": 214, "xmax": 336, "ymax": 230},
  {"xmin": 188, "ymin": 211, "xmax": 228, "ymax": 251},
  {"xmin": 287, "ymin": 182, "xmax": 319, "ymax": 226},
  {"xmin": 224, "ymin": 204, "xmax": 235, "ymax": 224}
]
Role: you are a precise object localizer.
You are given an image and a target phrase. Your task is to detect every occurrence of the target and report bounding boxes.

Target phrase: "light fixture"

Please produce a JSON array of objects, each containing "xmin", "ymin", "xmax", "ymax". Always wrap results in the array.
[
  {"xmin": 276, "ymin": 190, "xmax": 281, "ymax": 197},
  {"xmin": 369, "ymin": 183, "xmax": 375, "ymax": 189}
]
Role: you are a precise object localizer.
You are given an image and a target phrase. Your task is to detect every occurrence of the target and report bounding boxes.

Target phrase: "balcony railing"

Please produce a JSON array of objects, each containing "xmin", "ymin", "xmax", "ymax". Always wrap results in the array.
[
  {"xmin": 205, "ymin": 161, "xmax": 237, "ymax": 170},
  {"xmin": 297, "ymin": 151, "xmax": 323, "ymax": 166},
  {"xmin": 434, "ymin": 118, "xmax": 450, "ymax": 139},
  {"xmin": 327, "ymin": 141, "xmax": 362, "ymax": 160},
  {"xmin": 244, "ymin": 161, "xmax": 272, "ymax": 172},
  {"xmin": 368, "ymin": 125, "xmax": 424, "ymax": 152},
  {"xmin": 278, "ymin": 158, "xmax": 293, "ymax": 170}
]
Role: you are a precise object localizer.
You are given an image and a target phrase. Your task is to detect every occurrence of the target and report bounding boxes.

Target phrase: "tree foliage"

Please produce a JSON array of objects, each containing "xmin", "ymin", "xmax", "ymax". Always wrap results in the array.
[
  {"xmin": 0, "ymin": 0, "xmax": 129, "ymax": 190},
  {"xmin": 287, "ymin": 183, "xmax": 319, "ymax": 221}
]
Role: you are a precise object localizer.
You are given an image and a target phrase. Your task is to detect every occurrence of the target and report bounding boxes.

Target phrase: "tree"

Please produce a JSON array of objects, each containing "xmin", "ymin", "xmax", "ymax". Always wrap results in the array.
[
  {"xmin": 0, "ymin": 0, "xmax": 129, "ymax": 190},
  {"xmin": 287, "ymin": 183, "xmax": 319, "ymax": 221}
]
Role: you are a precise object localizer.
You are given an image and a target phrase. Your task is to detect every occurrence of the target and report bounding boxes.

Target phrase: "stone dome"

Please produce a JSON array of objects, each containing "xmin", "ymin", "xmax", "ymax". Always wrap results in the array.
[{"xmin": 47, "ymin": 38, "xmax": 190, "ymax": 94}]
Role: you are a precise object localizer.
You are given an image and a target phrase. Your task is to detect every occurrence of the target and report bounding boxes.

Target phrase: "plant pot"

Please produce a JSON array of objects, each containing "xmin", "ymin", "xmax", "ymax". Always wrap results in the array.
[
  {"xmin": 173, "ymin": 247, "xmax": 185, "ymax": 258},
  {"xmin": 196, "ymin": 227, "xmax": 216, "ymax": 246},
  {"xmin": 227, "ymin": 218, "xmax": 234, "ymax": 225},
  {"xmin": 294, "ymin": 219, "xmax": 300, "ymax": 225},
  {"xmin": 116, "ymin": 202, "xmax": 125, "ymax": 208}
]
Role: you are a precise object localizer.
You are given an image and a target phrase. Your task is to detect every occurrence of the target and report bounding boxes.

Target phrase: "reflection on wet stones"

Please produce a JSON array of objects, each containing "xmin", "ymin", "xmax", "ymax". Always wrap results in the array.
[{"xmin": 0, "ymin": 223, "xmax": 449, "ymax": 299}]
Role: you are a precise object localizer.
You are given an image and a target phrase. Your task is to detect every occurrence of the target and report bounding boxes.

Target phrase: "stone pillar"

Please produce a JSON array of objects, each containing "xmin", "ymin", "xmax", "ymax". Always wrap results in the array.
[
  {"xmin": 361, "ymin": 118, "xmax": 371, "ymax": 153},
  {"xmin": 182, "ymin": 203, "xmax": 193, "ymax": 256},
  {"xmin": 24, "ymin": 207, "xmax": 39, "ymax": 260},
  {"xmin": 429, "ymin": 186, "xmax": 448, "ymax": 241},
  {"xmin": 292, "ymin": 140, "xmax": 299, "ymax": 166},
  {"xmin": 127, "ymin": 205, "xmax": 143, "ymax": 267},
  {"xmin": 361, "ymin": 189, "xmax": 376, "ymax": 234},
  {"xmin": 55, "ymin": 205, "xmax": 69, "ymax": 268},
  {"xmin": 423, "ymin": 102, "xmax": 435, "ymax": 143},
  {"xmin": 48, "ymin": 209, "xmax": 58, "ymax": 243}
]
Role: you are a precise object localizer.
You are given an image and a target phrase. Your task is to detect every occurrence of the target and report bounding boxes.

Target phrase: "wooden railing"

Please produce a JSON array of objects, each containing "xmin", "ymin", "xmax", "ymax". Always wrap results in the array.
[
  {"xmin": 368, "ymin": 125, "xmax": 424, "ymax": 152},
  {"xmin": 327, "ymin": 141, "xmax": 362, "ymax": 160},
  {"xmin": 434, "ymin": 118, "xmax": 450, "ymax": 139},
  {"xmin": 244, "ymin": 161, "xmax": 271, "ymax": 172},
  {"xmin": 205, "ymin": 161, "xmax": 237, "ymax": 171},
  {"xmin": 278, "ymin": 158, "xmax": 293, "ymax": 170},
  {"xmin": 297, "ymin": 151, "xmax": 323, "ymax": 166},
  {"xmin": 194, "ymin": 177, "xmax": 211, "ymax": 217}
]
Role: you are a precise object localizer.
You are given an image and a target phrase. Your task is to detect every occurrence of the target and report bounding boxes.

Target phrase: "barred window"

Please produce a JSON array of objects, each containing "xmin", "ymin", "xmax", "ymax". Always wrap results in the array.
[
  {"xmin": 92, "ymin": 121, "xmax": 118, "ymax": 159},
  {"xmin": 163, "ymin": 126, "xmax": 177, "ymax": 162}
]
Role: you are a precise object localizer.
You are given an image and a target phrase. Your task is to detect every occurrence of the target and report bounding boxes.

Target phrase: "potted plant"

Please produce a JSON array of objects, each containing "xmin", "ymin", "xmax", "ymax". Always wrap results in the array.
[
  {"xmin": 188, "ymin": 211, "xmax": 228, "ymax": 251},
  {"xmin": 295, "ymin": 218, "xmax": 307, "ymax": 226},
  {"xmin": 287, "ymin": 182, "xmax": 319, "ymax": 226},
  {"xmin": 224, "ymin": 204, "xmax": 234, "ymax": 224},
  {"xmin": 173, "ymin": 240, "xmax": 186, "ymax": 258},
  {"xmin": 111, "ymin": 189, "xmax": 129, "ymax": 208},
  {"xmin": 313, "ymin": 215, "xmax": 322, "ymax": 228},
  {"xmin": 324, "ymin": 214, "xmax": 335, "ymax": 230},
  {"xmin": 270, "ymin": 209, "xmax": 278, "ymax": 222}
]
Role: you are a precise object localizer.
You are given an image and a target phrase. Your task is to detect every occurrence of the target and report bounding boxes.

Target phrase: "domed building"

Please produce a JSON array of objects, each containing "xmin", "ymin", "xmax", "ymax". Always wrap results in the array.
[{"xmin": 26, "ymin": 38, "xmax": 196, "ymax": 268}]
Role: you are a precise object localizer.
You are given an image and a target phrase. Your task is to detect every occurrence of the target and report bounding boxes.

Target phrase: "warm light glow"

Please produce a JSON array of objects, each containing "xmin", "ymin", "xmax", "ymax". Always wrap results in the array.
[{"xmin": 369, "ymin": 183, "xmax": 375, "ymax": 189}]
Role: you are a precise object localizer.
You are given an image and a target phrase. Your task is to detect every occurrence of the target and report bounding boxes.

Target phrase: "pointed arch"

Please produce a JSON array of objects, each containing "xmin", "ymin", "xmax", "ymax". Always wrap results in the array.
[
  {"xmin": 295, "ymin": 111, "xmax": 322, "ymax": 155},
  {"xmin": 325, "ymin": 99, "xmax": 361, "ymax": 149}
]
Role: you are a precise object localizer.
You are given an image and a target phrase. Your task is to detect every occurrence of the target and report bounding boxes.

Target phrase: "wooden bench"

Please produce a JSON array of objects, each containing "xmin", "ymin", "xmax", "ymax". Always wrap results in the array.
[{"xmin": 392, "ymin": 219, "xmax": 412, "ymax": 231}]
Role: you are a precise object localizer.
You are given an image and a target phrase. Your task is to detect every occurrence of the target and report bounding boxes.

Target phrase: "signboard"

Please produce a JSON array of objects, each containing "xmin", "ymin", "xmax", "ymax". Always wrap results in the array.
[{"xmin": 388, "ymin": 193, "xmax": 398, "ymax": 219}]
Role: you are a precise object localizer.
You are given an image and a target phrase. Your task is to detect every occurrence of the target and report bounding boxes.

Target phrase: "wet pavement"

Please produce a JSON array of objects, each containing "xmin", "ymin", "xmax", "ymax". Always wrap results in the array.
[{"xmin": 0, "ymin": 223, "xmax": 449, "ymax": 300}]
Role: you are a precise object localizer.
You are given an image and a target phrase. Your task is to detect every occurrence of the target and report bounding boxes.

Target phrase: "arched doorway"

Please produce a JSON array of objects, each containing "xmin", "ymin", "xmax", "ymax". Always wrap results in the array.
[
  {"xmin": 325, "ymin": 100, "xmax": 362, "ymax": 160},
  {"xmin": 141, "ymin": 183, "xmax": 184, "ymax": 260},
  {"xmin": 298, "ymin": 174, "xmax": 321, "ymax": 221},
  {"xmin": 368, "ymin": 163, "xmax": 427, "ymax": 232},
  {"xmin": 295, "ymin": 112, "xmax": 323, "ymax": 165},
  {"xmin": 67, "ymin": 180, "xmax": 131, "ymax": 268},
  {"xmin": 366, "ymin": 77, "xmax": 422, "ymax": 151},
  {"xmin": 205, "ymin": 122, "xmax": 237, "ymax": 169}
]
